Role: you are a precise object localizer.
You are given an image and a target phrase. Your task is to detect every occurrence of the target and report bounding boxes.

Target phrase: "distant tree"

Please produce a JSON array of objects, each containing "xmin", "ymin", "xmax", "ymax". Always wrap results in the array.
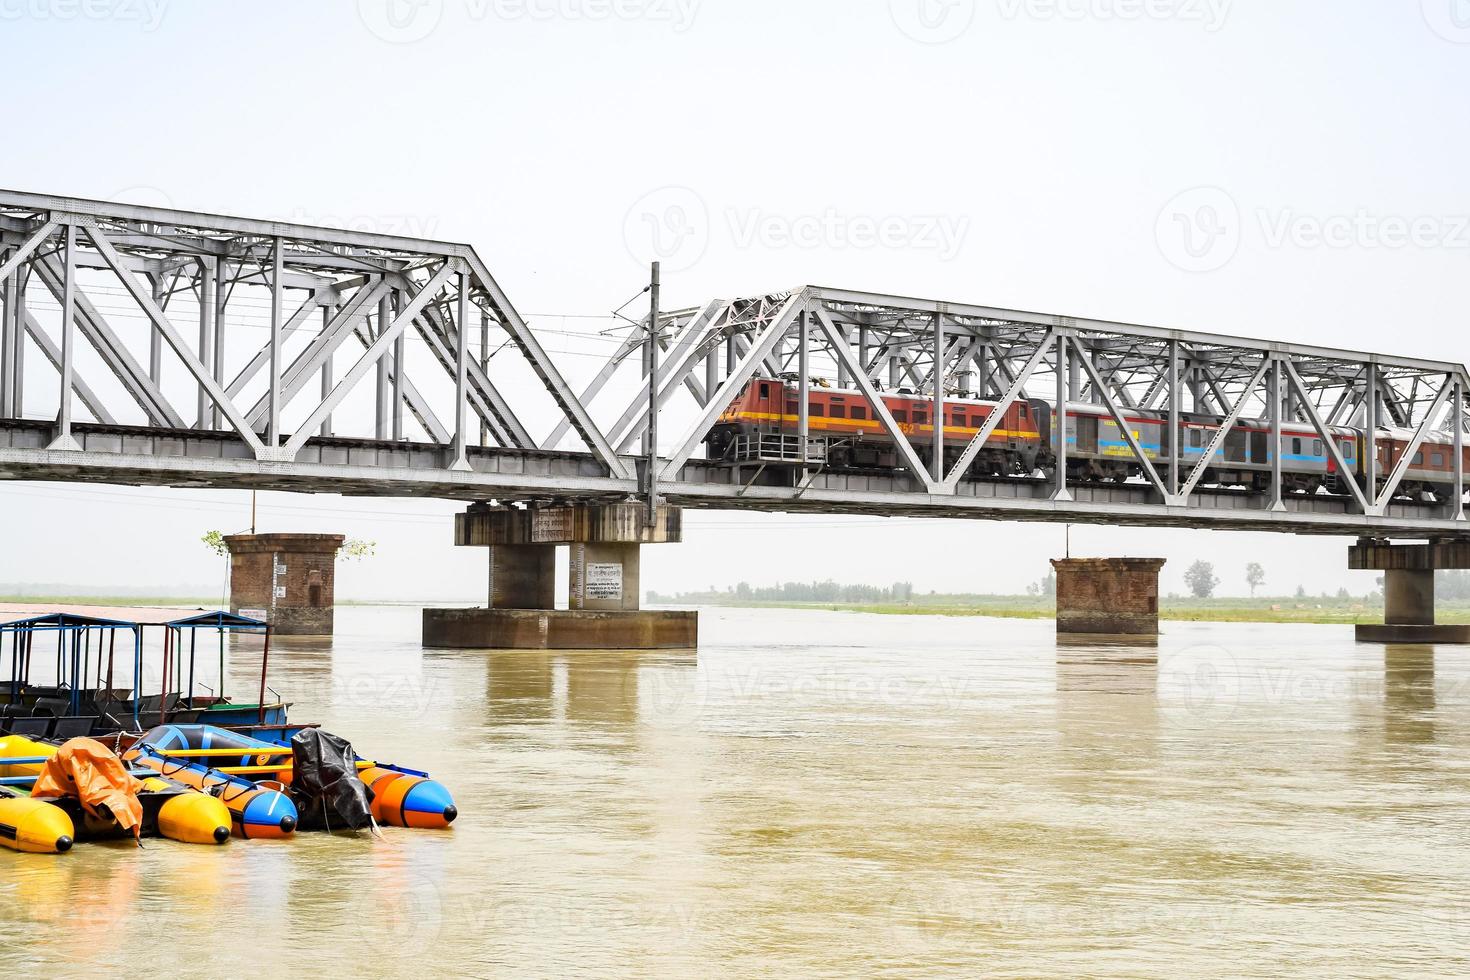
[
  {"xmin": 1184, "ymin": 560, "xmax": 1220, "ymax": 599},
  {"xmin": 1295, "ymin": 584, "xmax": 1307, "ymax": 599},
  {"xmin": 1336, "ymin": 587, "xmax": 1350, "ymax": 600},
  {"xmin": 338, "ymin": 538, "xmax": 376, "ymax": 562},
  {"xmin": 1246, "ymin": 562, "xmax": 1265, "ymax": 598},
  {"xmin": 1039, "ymin": 570, "xmax": 1056, "ymax": 598}
]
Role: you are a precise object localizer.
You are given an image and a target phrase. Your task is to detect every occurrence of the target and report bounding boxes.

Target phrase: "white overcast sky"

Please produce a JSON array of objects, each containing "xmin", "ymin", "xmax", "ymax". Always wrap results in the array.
[{"xmin": 0, "ymin": 1, "xmax": 1466, "ymax": 600}]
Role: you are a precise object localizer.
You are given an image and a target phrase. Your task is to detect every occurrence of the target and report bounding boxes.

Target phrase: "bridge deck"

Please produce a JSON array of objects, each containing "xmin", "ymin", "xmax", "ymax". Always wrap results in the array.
[{"xmin": 0, "ymin": 420, "xmax": 1456, "ymax": 537}]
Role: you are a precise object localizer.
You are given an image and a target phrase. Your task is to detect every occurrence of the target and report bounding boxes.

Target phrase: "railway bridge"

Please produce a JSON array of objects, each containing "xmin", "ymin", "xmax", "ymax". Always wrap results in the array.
[{"xmin": 0, "ymin": 190, "xmax": 1465, "ymax": 642}]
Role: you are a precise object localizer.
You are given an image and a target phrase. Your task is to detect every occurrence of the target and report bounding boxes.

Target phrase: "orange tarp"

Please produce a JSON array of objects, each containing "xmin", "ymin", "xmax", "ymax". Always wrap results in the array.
[{"xmin": 31, "ymin": 738, "xmax": 145, "ymax": 837}]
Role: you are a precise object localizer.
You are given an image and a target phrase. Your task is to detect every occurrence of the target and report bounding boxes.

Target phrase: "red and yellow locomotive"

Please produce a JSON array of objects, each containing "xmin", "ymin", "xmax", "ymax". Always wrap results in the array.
[{"xmin": 705, "ymin": 376, "xmax": 1044, "ymax": 476}]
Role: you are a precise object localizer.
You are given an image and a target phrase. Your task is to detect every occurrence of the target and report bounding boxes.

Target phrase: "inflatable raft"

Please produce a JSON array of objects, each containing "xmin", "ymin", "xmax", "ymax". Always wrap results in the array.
[
  {"xmin": 1, "ymin": 734, "xmax": 233, "ymax": 845},
  {"xmin": 123, "ymin": 739, "xmax": 297, "ymax": 840},
  {"xmin": 134, "ymin": 724, "xmax": 457, "ymax": 830}
]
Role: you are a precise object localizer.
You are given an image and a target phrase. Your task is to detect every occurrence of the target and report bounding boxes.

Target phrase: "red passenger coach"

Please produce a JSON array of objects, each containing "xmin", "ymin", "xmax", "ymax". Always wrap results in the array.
[{"xmin": 705, "ymin": 378, "xmax": 1044, "ymax": 476}]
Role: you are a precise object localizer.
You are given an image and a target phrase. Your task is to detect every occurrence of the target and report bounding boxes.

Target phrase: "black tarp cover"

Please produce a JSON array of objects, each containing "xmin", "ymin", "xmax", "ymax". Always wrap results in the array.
[{"xmin": 289, "ymin": 728, "xmax": 375, "ymax": 832}]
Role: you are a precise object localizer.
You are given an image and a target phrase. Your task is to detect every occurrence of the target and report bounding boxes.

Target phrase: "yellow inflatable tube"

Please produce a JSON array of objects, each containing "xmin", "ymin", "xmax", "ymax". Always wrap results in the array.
[{"xmin": 0, "ymin": 794, "xmax": 74, "ymax": 854}]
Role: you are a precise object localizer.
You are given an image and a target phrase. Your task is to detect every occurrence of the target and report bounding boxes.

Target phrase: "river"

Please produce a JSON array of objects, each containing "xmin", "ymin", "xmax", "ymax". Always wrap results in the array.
[{"xmin": 1, "ymin": 605, "xmax": 1466, "ymax": 977}]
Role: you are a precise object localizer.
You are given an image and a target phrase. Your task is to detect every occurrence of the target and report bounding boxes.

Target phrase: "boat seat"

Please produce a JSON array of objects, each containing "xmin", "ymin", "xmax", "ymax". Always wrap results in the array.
[
  {"xmin": 51, "ymin": 716, "xmax": 96, "ymax": 739},
  {"xmin": 6, "ymin": 717, "xmax": 53, "ymax": 738},
  {"xmin": 29, "ymin": 698, "xmax": 68, "ymax": 718}
]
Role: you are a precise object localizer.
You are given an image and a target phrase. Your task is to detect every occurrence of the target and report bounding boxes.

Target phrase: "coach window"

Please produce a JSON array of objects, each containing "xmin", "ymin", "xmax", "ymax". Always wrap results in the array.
[
  {"xmin": 1342, "ymin": 441, "xmax": 1354, "ymax": 459},
  {"xmin": 913, "ymin": 411, "xmax": 927, "ymax": 425},
  {"xmin": 851, "ymin": 406, "xmax": 867, "ymax": 420},
  {"xmin": 1019, "ymin": 405, "xmax": 1029, "ymax": 419},
  {"xmin": 1414, "ymin": 451, "xmax": 1424, "ymax": 465},
  {"xmin": 1292, "ymin": 437, "xmax": 1302, "ymax": 455},
  {"xmin": 1189, "ymin": 429, "xmax": 1202, "ymax": 448},
  {"xmin": 1313, "ymin": 439, "xmax": 1323, "ymax": 456},
  {"xmin": 830, "ymin": 404, "xmax": 846, "ymax": 419},
  {"xmin": 1433, "ymin": 452, "xmax": 1445, "ymax": 466},
  {"xmin": 810, "ymin": 404, "xmax": 824, "ymax": 417},
  {"xmin": 892, "ymin": 410, "xmax": 908, "ymax": 422}
]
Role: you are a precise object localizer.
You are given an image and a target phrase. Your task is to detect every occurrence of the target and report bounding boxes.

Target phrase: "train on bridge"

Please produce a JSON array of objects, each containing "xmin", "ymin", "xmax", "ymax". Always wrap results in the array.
[{"xmin": 706, "ymin": 377, "xmax": 1465, "ymax": 501}]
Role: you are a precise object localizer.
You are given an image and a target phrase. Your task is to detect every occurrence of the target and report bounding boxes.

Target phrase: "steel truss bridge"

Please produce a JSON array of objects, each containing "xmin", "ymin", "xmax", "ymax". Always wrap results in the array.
[{"xmin": 0, "ymin": 190, "xmax": 1465, "ymax": 538}]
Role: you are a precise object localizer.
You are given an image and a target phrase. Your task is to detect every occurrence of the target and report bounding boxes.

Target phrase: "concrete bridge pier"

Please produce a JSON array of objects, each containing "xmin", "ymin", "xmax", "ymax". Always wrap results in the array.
[
  {"xmin": 1351, "ymin": 539, "xmax": 1470, "ymax": 644},
  {"xmin": 423, "ymin": 502, "xmax": 697, "ymax": 650}
]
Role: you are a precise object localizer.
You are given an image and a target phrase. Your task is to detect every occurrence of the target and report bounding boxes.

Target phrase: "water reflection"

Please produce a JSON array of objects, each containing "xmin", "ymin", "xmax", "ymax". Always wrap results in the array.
[
  {"xmin": 1382, "ymin": 644, "xmax": 1437, "ymax": 747},
  {"xmin": 1054, "ymin": 642, "xmax": 1160, "ymax": 785}
]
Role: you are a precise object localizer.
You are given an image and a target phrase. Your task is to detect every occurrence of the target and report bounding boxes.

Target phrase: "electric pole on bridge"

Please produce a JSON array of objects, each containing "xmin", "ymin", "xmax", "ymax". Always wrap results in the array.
[{"xmin": 644, "ymin": 261, "xmax": 660, "ymax": 527}]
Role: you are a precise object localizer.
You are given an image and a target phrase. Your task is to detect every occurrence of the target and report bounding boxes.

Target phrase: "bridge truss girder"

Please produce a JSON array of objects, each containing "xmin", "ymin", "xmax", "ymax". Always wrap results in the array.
[
  {"xmin": 0, "ymin": 190, "xmax": 630, "ymax": 478},
  {"xmin": 565, "ymin": 285, "xmax": 1470, "ymax": 531}
]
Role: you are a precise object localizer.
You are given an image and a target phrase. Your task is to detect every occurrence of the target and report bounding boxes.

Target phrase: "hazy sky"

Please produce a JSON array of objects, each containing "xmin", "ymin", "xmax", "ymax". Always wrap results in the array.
[{"xmin": 0, "ymin": 1, "xmax": 1466, "ymax": 600}]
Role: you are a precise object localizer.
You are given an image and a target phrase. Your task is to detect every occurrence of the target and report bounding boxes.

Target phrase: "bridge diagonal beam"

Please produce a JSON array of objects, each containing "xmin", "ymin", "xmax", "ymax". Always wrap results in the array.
[
  {"xmin": 1177, "ymin": 358, "xmax": 1270, "ymax": 500},
  {"xmin": 659, "ymin": 291, "xmax": 807, "ymax": 481},
  {"xmin": 85, "ymin": 224, "xmax": 263, "ymax": 453},
  {"xmin": 351, "ymin": 322, "xmax": 450, "ymax": 444},
  {"xmin": 0, "ymin": 218, "xmax": 59, "ymax": 283},
  {"xmin": 461, "ymin": 251, "xmax": 630, "ymax": 476},
  {"xmin": 942, "ymin": 331, "xmax": 1054, "ymax": 490},
  {"xmin": 32, "ymin": 253, "xmax": 185, "ymax": 428},
  {"xmin": 415, "ymin": 300, "xmax": 535, "ymax": 448},
  {"xmin": 411, "ymin": 309, "xmax": 514, "ymax": 447},
  {"xmin": 813, "ymin": 306, "xmax": 936, "ymax": 491},
  {"xmin": 21, "ymin": 311, "xmax": 114, "ymax": 424},
  {"xmin": 609, "ymin": 301, "xmax": 723, "ymax": 452},
  {"xmin": 1369, "ymin": 371, "xmax": 1455, "ymax": 512},
  {"xmin": 1282, "ymin": 358, "xmax": 1371, "ymax": 514},
  {"xmin": 1072, "ymin": 338, "xmax": 1169, "ymax": 499},
  {"xmin": 226, "ymin": 288, "xmax": 332, "ymax": 401},
  {"xmin": 257, "ymin": 278, "xmax": 390, "ymax": 425},
  {"xmin": 284, "ymin": 261, "xmax": 459, "ymax": 457},
  {"xmin": 544, "ymin": 328, "xmax": 646, "ymax": 450}
]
